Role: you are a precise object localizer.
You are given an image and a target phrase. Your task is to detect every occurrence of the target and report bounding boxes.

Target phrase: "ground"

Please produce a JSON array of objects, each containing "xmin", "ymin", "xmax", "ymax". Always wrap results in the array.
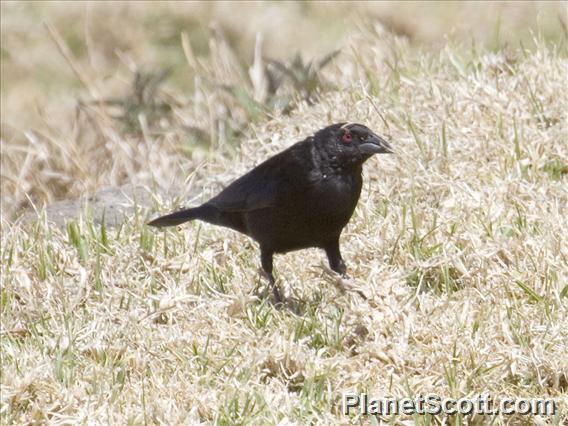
[{"xmin": 1, "ymin": 2, "xmax": 567, "ymax": 425}]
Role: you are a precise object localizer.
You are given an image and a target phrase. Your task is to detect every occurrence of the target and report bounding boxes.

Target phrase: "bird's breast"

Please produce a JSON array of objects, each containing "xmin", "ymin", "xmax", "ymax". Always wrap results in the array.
[{"xmin": 297, "ymin": 171, "xmax": 362, "ymax": 228}]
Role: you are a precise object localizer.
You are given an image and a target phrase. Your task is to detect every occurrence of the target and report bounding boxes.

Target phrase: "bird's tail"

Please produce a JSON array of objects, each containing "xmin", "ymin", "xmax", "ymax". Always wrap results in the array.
[{"xmin": 148, "ymin": 205, "xmax": 212, "ymax": 227}]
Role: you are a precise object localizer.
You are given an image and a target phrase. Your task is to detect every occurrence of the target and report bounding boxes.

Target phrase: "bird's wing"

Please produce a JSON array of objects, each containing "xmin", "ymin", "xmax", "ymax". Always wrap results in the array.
[
  {"xmin": 208, "ymin": 169, "xmax": 280, "ymax": 212},
  {"xmin": 208, "ymin": 141, "xmax": 312, "ymax": 212}
]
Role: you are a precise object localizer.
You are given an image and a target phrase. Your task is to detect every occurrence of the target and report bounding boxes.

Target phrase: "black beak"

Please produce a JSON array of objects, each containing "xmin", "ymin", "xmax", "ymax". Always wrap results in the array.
[{"xmin": 359, "ymin": 133, "xmax": 394, "ymax": 155}]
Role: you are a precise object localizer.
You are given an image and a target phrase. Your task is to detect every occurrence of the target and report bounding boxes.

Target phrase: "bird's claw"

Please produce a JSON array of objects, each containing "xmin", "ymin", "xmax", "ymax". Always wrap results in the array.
[{"xmin": 322, "ymin": 264, "xmax": 368, "ymax": 300}]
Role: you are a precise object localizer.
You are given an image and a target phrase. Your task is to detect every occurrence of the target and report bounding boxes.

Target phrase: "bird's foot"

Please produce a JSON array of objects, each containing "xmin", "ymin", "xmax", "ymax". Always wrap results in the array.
[
  {"xmin": 271, "ymin": 285, "xmax": 284, "ymax": 307},
  {"xmin": 339, "ymin": 277, "xmax": 368, "ymax": 300},
  {"xmin": 322, "ymin": 264, "xmax": 368, "ymax": 300},
  {"xmin": 255, "ymin": 268, "xmax": 285, "ymax": 307}
]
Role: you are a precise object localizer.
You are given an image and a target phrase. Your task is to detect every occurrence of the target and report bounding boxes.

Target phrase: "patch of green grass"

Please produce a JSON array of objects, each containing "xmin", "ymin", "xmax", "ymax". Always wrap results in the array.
[
  {"xmin": 407, "ymin": 263, "xmax": 462, "ymax": 294},
  {"xmin": 542, "ymin": 158, "xmax": 568, "ymax": 181},
  {"xmin": 291, "ymin": 305, "xmax": 346, "ymax": 354},
  {"xmin": 216, "ymin": 391, "xmax": 268, "ymax": 425}
]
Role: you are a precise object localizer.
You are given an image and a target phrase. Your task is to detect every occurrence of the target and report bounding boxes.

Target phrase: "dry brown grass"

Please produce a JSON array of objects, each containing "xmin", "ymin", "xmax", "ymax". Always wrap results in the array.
[{"xmin": 1, "ymin": 2, "xmax": 567, "ymax": 425}]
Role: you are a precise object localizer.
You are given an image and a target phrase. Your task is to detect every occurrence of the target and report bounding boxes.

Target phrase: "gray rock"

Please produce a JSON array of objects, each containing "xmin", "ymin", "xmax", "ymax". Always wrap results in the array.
[{"xmin": 20, "ymin": 184, "xmax": 160, "ymax": 228}]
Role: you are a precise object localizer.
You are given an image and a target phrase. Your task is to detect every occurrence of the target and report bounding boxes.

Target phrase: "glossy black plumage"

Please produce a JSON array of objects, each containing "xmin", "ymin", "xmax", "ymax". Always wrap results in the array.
[{"xmin": 149, "ymin": 122, "xmax": 393, "ymax": 302}]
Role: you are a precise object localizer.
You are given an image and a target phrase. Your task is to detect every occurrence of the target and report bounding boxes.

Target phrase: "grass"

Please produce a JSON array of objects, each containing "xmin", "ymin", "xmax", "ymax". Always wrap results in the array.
[{"xmin": 1, "ymin": 2, "xmax": 568, "ymax": 425}]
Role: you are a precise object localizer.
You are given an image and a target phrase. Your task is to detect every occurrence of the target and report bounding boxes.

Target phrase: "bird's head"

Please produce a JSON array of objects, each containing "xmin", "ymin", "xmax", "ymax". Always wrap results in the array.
[{"xmin": 314, "ymin": 122, "xmax": 393, "ymax": 167}]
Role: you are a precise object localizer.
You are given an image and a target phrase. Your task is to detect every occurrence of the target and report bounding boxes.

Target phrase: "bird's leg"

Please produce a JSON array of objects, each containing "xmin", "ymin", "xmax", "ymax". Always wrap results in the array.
[
  {"xmin": 324, "ymin": 238, "xmax": 367, "ymax": 300},
  {"xmin": 260, "ymin": 249, "xmax": 281, "ymax": 304},
  {"xmin": 324, "ymin": 238, "xmax": 347, "ymax": 276}
]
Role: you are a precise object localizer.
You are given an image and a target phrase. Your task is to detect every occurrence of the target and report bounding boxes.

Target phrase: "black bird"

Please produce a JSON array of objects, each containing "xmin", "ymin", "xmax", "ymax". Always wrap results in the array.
[{"xmin": 149, "ymin": 123, "xmax": 393, "ymax": 302}]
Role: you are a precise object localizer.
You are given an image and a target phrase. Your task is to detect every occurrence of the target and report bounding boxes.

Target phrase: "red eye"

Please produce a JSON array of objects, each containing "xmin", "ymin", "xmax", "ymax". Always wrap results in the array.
[{"xmin": 342, "ymin": 132, "xmax": 352, "ymax": 143}]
